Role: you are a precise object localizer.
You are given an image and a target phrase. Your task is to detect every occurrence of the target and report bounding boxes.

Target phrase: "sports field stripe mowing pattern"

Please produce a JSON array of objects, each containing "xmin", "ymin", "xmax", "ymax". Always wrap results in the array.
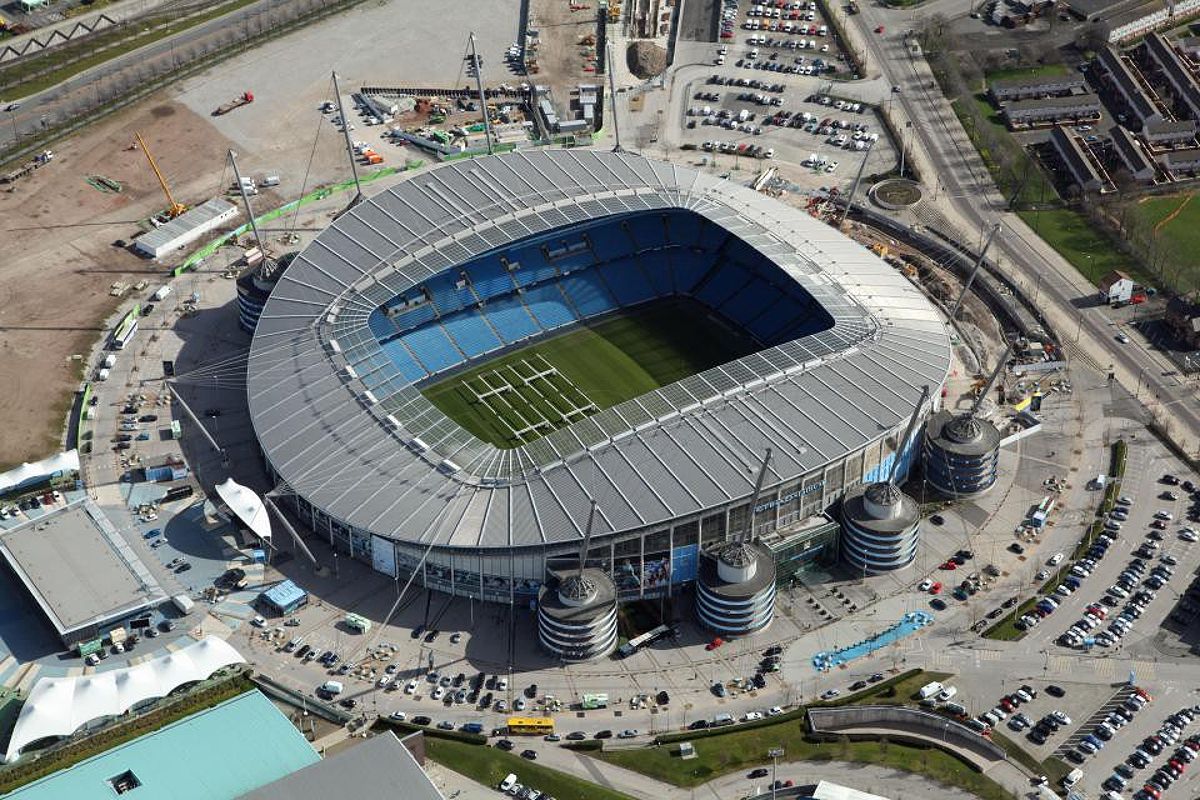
[{"xmin": 421, "ymin": 299, "xmax": 760, "ymax": 448}]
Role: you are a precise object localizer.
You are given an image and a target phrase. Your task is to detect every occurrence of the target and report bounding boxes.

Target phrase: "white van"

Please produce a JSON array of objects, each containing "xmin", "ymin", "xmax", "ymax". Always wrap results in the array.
[
  {"xmin": 499, "ymin": 774, "xmax": 518, "ymax": 792},
  {"xmin": 319, "ymin": 680, "xmax": 344, "ymax": 696},
  {"xmin": 1092, "ymin": 474, "xmax": 1107, "ymax": 489},
  {"xmin": 1048, "ymin": 553, "xmax": 1064, "ymax": 566},
  {"xmin": 1063, "ymin": 768, "xmax": 1084, "ymax": 788},
  {"xmin": 918, "ymin": 681, "xmax": 944, "ymax": 700}
]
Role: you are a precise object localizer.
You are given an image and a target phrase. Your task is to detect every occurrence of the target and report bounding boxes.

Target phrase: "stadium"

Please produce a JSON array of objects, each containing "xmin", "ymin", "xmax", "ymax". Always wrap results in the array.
[{"xmin": 246, "ymin": 150, "xmax": 952, "ymax": 609}]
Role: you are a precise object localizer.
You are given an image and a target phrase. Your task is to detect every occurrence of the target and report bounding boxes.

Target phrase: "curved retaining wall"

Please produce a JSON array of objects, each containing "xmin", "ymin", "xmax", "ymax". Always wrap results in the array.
[{"xmin": 807, "ymin": 705, "xmax": 1006, "ymax": 768}]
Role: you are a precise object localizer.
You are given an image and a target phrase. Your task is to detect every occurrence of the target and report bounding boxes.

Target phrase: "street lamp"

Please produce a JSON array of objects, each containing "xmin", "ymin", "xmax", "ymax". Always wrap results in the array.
[{"xmin": 768, "ymin": 746, "xmax": 785, "ymax": 799}]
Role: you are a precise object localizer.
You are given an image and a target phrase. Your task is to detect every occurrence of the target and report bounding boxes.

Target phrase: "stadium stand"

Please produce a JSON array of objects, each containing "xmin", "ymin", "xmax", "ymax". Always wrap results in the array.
[
  {"xmin": 441, "ymin": 309, "xmax": 503, "ymax": 358},
  {"xmin": 369, "ymin": 209, "xmax": 828, "ymax": 383},
  {"xmin": 559, "ymin": 271, "xmax": 618, "ymax": 317},
  {"xmin": 523, "ymin": 283, "xmax": 580, "ymax": 330},
  {"xmin": 400, "ymin": 325, "xmax": 463, "ymax": 373},
  {"xmin": 467, "ymin": 259, "xmax": 518, "ymax": 301}
]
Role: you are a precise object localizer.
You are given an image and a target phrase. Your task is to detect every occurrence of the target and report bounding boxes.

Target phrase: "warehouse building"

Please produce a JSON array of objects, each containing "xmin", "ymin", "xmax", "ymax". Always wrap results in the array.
[
  {"xmin": 0, "ymin": 499, "xmax": 168, "ymax": 647},
  {"xmin": 133, "ymin": 199, "xmax": 239, "ymax": 260}
]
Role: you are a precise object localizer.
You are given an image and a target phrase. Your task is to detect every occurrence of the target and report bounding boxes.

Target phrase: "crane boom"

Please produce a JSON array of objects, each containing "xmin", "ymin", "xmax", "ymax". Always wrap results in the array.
[{"xmin": 135, "ymin": 131, "xmax": 186, "ymax": 218}]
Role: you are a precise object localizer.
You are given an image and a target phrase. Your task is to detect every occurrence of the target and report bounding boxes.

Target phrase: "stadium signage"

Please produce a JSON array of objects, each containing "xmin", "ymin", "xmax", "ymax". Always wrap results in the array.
[{"xmin": 755, "ymin": 481, "xmax": 825, "ymax": 514}]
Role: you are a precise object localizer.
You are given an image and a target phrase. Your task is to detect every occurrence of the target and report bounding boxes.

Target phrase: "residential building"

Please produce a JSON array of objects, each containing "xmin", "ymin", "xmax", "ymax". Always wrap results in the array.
[
  {"xmin": 989, "ymin": 74, "xmax": 1087, "ymax": 103},
  {"xmin": 1097, "ymin": 46, "xmax": 1162, "ymax": 125},
  {"xmin": 1002, "ymin": 93, "xmax": 1103, "ymax": 128},
  {"xmin": 1165, "ymin": 293, "xmax": 1200, "ymax": 348},
  {"xmin": 1110, "ymin": 126, "xmax": 1158, "ymax": 181},
  {"xmin": 1049, "ymin": 126, "xmax": 1107, "ymax": 193},
  {"xmin": 1098, "ymin": 270, "xmax": 1136, "ymax": 303}
]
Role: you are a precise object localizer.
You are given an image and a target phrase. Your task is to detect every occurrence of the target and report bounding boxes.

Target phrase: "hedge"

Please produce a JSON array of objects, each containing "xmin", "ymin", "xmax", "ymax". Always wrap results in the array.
[{"xmin": 374, "ymin": 717, "xmax": 488, "ymax": 745}]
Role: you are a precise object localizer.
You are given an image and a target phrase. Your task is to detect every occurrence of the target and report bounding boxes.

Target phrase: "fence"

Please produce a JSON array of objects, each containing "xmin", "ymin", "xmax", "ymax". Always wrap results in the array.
[{"xmin": 807, "ymin": 704, "xmax": 1007, "ymax": 766}]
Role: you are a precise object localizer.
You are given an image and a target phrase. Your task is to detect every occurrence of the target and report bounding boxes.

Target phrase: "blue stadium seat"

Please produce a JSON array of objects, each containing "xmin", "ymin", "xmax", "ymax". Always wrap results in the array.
[
  {"xmin": 589, "ymin": 226, "xmax": 635, "ymax": 265},
  {"xmin": 423, "ymin": 274, "xmax": 475, "ymax": 315},
  {"xmin": 380, "ymin": 339, "xmax": 430, "ymax": 383},
  {"xmin": 523, "ymin": 284, "xmax": 578, "ymax": 330},
  {"xmin": 368, "ymin": 308, "xmax": 394, "ymax": 340},
  {"xmin": 695, "ymin": 217, "xmax": 728, "ymax": 251},
  {"xmin": 663, "ymin": 210, "xmax": 703, "ymax": 247},
  {"xmin": 669, "ymin": 249, "xmax": 713, "ymax": 294},
  {"xmin": 599, "ymin": 259, "xmax": 658, "ymax": 306},
  {"xmin": 695, "ymin": 263, "xmax": 751, "ymax": 308},
  {"xmin": 485, "ymin": 294, "xmax": 542, "ymax": 343},
  {"xmin": 721, "ymin": 277, "xmax": 774, "ymax": 326},
  {"xmin": 507, "ymin": 244, "xmax": 560, "ymax": 286},
  {"xmin": 441, "ymin": 309, "xmax": 503, "ymax": 358},
  {"xmin": 400, "ymin": 325, "xmax": 464, "ymax": 374},
  {"xmin": 388, "ymin": 302, "xmax": 437, "ymax": 332},
  {"xmin": 620, "ymin": 213, "xmax": 670, "ymax": 251},
  {"xmin": 466, "ymin": 259, "xmax": 517, "ymax": 301},
  {"xmin": 559, "ymin": 272, "xmax": 617, "ymax": 317}
]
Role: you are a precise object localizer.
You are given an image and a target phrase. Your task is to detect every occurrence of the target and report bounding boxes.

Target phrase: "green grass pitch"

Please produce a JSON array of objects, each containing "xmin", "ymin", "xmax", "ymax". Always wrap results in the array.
[{"xmin": 421, "ymin": 299, "xmax": 760, "ymax": 448}]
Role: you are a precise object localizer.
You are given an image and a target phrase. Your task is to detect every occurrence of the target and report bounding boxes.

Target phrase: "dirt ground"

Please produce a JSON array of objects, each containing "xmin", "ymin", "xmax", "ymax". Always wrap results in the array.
[
  {"xmin": 527, "ymin": 0, "xmax": 601, "ymax": 114},
  {"xmin": 0, "ymin": 102, "xmax": 241, "ymax": 468},
  {"xmin": 0, "ymin": 0, "xmax": 522, "ymax": 469}
]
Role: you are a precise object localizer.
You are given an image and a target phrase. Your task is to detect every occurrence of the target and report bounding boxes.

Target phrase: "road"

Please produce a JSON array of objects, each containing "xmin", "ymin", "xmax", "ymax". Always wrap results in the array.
[{"xmin": 837, "ymin": 1, "xmax": 1200, "ymax": 458}]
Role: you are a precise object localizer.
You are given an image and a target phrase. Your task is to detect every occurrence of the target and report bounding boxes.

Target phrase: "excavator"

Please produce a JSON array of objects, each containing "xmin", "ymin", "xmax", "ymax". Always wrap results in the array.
[{"xmin": 134, "ymin": 131, "xmax": 186, "ymax": 219}]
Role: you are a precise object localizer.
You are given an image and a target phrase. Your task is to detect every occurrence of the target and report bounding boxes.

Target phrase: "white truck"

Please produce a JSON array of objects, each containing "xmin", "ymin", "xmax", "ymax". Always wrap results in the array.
[{"xmin": 153, "ymin": 285, "xmax": 172, "ymax": 302}]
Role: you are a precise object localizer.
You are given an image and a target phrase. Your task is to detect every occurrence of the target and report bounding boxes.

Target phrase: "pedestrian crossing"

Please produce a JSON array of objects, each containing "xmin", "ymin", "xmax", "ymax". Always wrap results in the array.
[
  {"xmin": 1047, "ymin": 655, "xmax": 1073, "ymax": 674},
  {"xmin": 1093, "ymin": 658, "xmax": 1114, "ymax": 679}
]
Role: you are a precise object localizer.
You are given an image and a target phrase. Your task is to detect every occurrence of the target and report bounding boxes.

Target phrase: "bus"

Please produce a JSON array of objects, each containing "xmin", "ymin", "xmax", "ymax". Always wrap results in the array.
[
  {"xmin": 581, "ymin": 693, "xmax": 608, "ymax": 710},
  {"xmin": 344, "ymin": 613, "xmax": 371, "ymax": 633},
  {"xmin": 507, "ymin": 717, "xmax": 554, "ymax": 735},
  {"xmin": 616, "ymin": 623, "xmax": 673, "ymax": 658}
]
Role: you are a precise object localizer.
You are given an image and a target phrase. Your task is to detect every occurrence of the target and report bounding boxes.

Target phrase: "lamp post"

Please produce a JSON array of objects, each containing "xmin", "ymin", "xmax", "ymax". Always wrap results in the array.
[{"xmin": 768, "ymin": 747, "xmax": 785, "ymax": 800}]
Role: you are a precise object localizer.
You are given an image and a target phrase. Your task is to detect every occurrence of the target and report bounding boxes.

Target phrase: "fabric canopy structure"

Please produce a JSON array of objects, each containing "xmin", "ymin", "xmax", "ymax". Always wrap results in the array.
[
  {"xmin": 3, "ymin": 636, "xmax": 245, "ymax": 763},
  {"xmin": 0, "ymin": 450, "xmax": 78, "ymax": 496},
  {"xmin": 214, "ymin": 478, "xmax": 272, "ymax": 542}
]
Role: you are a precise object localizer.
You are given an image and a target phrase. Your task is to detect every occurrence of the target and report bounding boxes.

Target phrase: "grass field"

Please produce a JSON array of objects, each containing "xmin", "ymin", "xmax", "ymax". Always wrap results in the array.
[
  {"xmin": 596, "ymin": 721, "xmax": 1011, "ymax": 800},
  {"xmin": 422, "ymin": 299, "xmax": 759, "ymax": 447},
  {"xmin": 1016, "ymin": 208, "xmax": 1131, "ymax": 284},
  {"xmin": 424, "ymin": 737, "xmax": 636, "ymax": 800},
  {"xmin": 1131, "ymin": 193, "xmax": 1200, "ymax": 289}
]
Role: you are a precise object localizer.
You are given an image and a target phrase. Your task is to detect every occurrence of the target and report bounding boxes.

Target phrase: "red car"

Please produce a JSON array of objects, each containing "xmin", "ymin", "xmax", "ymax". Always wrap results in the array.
[
  {"xmin": 940, "ymin": 561, "xmax": 957, "ymax": 570},
  {"xmin": 705, "ymin": 637, "xmax": 724, "ymax": 651},
  {"xmin": 874, "ymin": 24, "xmax": 885, "ymax": 33},
  {"xmin": 930, "ymin": 582, "xmax": 943, "ymax": 594},
  {"xmin": 1143, "ymin": 785, "xmax": 1161, "ymax": 799}
]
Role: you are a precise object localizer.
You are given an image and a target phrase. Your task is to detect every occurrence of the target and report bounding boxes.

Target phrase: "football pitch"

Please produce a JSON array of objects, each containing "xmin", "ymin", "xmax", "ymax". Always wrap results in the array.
[{"xmin": 422, "ymin": 299, "xmax": 760, "ymax": 448}]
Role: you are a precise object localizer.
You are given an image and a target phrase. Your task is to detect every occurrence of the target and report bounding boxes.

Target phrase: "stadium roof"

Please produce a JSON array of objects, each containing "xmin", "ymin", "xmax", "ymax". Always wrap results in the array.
[
  {"xmin": 247, "ymin": 151, "xmax": 951, "ymax": 550},
  {"xmin": 215, "ymin": 477, "xmax": 272, "ymax": 541},
  {"xmin": 4, "ymin": 637, "xmax": 245, "ymax": 762}
]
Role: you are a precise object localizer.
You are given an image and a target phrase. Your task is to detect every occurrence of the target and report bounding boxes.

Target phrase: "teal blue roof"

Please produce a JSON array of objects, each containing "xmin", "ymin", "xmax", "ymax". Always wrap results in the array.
[
  {"xmin": 260, "ymin": 580, "xmax": 306, "ymax": 608},
  {"xmin": 8, "ymin": 690, "xmax": 318, "ymax": 800}
]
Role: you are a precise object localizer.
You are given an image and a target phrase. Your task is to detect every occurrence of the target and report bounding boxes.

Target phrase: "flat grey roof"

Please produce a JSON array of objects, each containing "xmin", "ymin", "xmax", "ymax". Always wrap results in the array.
[
  {"xmin": 246, "ymin": 151, "xmax": 951, "ymax": 550},
  {"xmin": 0, "ymin": 500, "xmax": 167, "ymax": 637},
  {"xmin": 135, "ymin": 198, "xmax": 236, "ymax": 253},
  {"xmin": 239, "ymin": 731, "xmax": 442, "ymax": 800}
]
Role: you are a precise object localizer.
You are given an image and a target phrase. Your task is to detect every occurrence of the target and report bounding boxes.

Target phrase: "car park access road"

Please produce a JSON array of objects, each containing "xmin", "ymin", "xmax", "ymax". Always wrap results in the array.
[{"xmin": 838, "ymin": 0, "xmax": 1200, "ymax": 457}]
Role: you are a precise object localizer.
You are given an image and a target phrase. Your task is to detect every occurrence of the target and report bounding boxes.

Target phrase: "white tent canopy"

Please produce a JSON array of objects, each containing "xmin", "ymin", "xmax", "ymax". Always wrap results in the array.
[
  {"xmin": 0, "ymin": 450, "xmax": 78, "ymax": 496},
  {"xmin": 3, "ymin": 636, "xmax": 245, "ymax": 763},
  {"xmin": 214, "ymin": 478, "xmax": 272, "ymax": 542}
]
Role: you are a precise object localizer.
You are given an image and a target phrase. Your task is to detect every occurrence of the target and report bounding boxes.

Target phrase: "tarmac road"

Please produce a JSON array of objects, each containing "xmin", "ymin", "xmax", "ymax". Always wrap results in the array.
[{"xmin": 839, "ymin": 2, "xmax": 1200, "ymax": 458}]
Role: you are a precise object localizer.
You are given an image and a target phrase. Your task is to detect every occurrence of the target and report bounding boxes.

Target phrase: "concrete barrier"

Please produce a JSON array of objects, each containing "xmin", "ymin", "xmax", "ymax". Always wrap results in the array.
[{"xmin": 807, "ymin": 705, "xmax": 1006, "ymax": 769}]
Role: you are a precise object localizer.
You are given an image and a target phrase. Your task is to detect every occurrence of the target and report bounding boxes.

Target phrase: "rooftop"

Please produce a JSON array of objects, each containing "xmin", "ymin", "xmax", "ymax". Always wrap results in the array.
[
  {"xmin": 239, "ymin": 731, "xmax": 442, "ymax": 800},
  {"xmin": 135, "ymin": 198, "xmax": 238, "ymax": 252},
  {"xmin": 0, "ymin": 499, "xmax": 168, "ymax": 638},
  {"xmin": 6, "ymin": 690, "xmax": 318, "ymax": 800},
  {"xmin": 247, "ymin": 151, "xmax": 950, "ymax": 550}
]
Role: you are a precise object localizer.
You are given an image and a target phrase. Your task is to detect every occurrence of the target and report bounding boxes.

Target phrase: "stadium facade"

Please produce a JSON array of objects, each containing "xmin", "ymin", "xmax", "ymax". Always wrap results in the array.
[{"xmin": 246, "ymin": 151, "xmax": 952, "ymax": 607}]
